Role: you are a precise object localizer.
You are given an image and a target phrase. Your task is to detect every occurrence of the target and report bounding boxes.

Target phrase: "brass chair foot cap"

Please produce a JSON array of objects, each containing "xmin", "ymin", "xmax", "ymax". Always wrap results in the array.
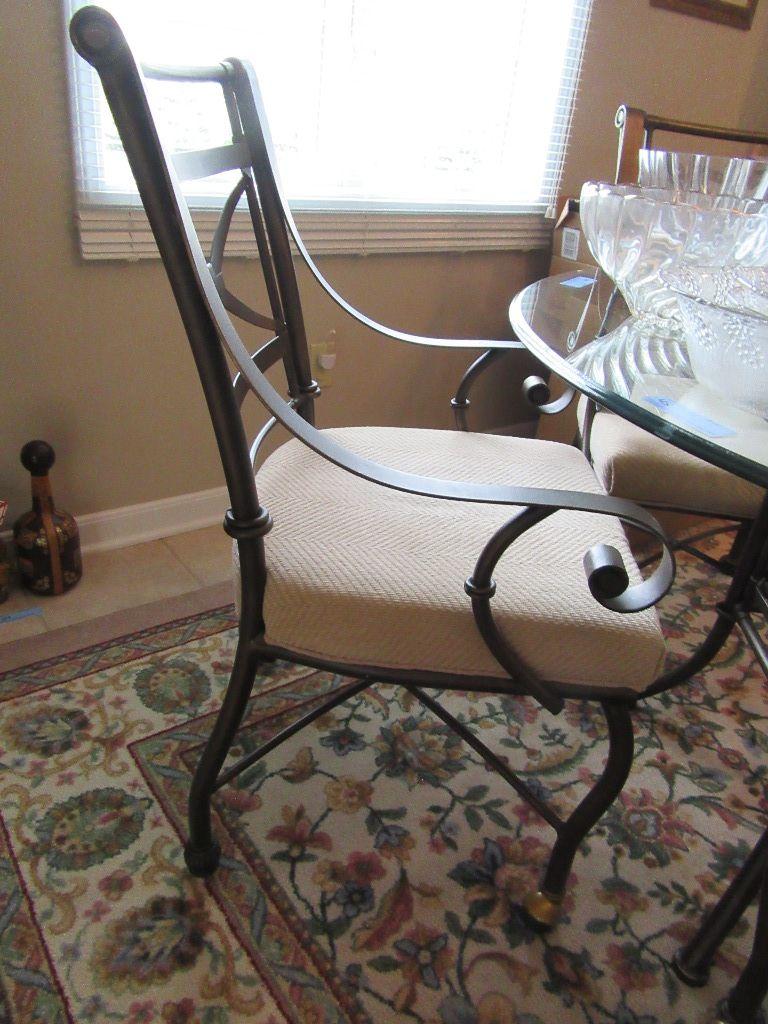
[{"xmin": 522, "ymin": 890, "xmax": 562, "ymax": 931}]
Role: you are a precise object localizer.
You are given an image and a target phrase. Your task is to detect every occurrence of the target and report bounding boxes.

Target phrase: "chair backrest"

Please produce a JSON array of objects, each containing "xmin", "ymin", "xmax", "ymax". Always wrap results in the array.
[
  {"xmin": 70, "ymin": 6, "xmax": 333, "ymax": 537},
  {"xmin": 613, "ymin": 103, "xmax": 768, "ymax": 185}
]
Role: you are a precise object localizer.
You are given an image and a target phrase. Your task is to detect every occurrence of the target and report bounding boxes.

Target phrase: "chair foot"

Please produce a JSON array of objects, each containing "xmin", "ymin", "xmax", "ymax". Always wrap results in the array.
[
  {"xmin": 521, "ymin": 890, "xmax": 563, "ymax": 932},
  {"xmin": 184, "ymin": 839, "xmax": 221, "ymax": 877},
  {"xmin": 671, "ymin": 949, "xmax": 711, "ymax": 988},
  {"xmin": 716, "ymin": 1000, "xmax": 767, "ymax": 1024},
  {"xmin": 717, "ymin": 555, "xmax": 738, "ymax": 577}
]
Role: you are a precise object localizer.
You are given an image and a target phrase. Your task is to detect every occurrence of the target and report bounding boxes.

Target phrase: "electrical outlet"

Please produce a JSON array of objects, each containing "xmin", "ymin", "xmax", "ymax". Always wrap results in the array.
[
  {"xmin": 310, "ymin": 329, "xmax": 337, "ymax": 388},
  {"xmin": 561, "ymin": 226, "xmax": 580, "ymax": 261}
]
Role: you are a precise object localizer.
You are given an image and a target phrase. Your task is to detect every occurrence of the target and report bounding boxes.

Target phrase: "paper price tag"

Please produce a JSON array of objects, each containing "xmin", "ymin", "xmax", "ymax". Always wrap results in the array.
[
  {"xmin": 643, "ymin": 395, "xmax": 737, "ymax": 438},
  {"xmin": 561, "ymin": 275, "xmax": 595, "ymax": 289}
]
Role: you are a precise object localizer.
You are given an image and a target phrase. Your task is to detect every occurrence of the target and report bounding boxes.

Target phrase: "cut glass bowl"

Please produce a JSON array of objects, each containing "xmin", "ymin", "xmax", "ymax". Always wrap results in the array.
[
  {"xmin": 580, "ymin": 181, "xmax": 768, "ymax": 333},
  {"xmin": 675, "ymin": 294, "xmax": 768, "ymax": 417},
  {"xmin": 639, "ymin": 149, "xmax": 768, "ymax": 200},
  {"xmin": 664, "ymin": 263, "xmax": 768, "ymax": 318}
]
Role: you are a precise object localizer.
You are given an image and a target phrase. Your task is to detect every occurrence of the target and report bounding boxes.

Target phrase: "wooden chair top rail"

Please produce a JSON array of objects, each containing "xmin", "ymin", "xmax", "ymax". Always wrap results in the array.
[{"xmin": 614, "ymin": 103, "xmax": 768, "ymax": 184}]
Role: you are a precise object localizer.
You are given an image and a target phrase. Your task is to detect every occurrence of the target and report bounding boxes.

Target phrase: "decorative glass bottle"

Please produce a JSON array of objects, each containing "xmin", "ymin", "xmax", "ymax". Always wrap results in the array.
[
  {"xmin": 0, "ymin": 500, "xmax": 8, "ymax": 603},
  {"xmin": 13, "ymin": 441, "xmax": 82, "ymax": 595}
]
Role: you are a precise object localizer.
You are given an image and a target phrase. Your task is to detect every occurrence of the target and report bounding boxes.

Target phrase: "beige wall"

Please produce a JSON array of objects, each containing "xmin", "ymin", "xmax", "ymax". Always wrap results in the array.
[
  {"xmin": 540, "ymin": 0, "xmax": 768, "ymax": 445},
  {"xmin": 2, "ymin": 0, "xmax": 767, "ymax": 526},
  {"xmin": 563, "ymin": 0, "xmax": 768, "ymax": 196}
]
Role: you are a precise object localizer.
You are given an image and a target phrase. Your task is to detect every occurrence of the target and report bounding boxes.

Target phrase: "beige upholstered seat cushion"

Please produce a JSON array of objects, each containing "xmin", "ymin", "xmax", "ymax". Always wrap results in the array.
[
  {"xmin": 238, "ymin": 427, "xmax": 665, "ymax": 695},
  {"xmin": 578, "ymin": 400, "xmax": 764, "ymax": 519}
]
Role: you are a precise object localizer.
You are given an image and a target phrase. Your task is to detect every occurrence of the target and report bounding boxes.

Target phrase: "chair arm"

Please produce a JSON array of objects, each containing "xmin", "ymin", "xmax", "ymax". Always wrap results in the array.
[
  {"xmin": 217, "ymin": 268, "xmax": 673, "ymax": 563},
  {"xmin": 290, "ymin": 210, "xmax": 523, "ymax": 352},
  {"xmin": 230, "ymin": 59, "xmax": 522, "ymax": 354},
  {"xmin": 522, "ymin": 374, "xmax": 576, "ymax": 417},
  {"xmin": 451, "ymin": 349, "xmax": 512, "ymax": 430},
  {"xmin": 468, "ymin": 504, "xmax": 673, "ymax": 618},
  {"xmin": 231, "ymin": 318, "xmax": 674, "ymax": 615},
  {"xmin": 195, "ymin": 166, "xmax": 675, "ymax": 608},
  {"xmin": 463, "ymin": 500, "xmax": 673, "ymax": 715}
]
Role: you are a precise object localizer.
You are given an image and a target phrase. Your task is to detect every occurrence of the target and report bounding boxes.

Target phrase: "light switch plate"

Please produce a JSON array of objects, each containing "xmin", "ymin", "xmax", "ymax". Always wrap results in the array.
[{"xmin": 310, "ymin": 330, "xmax": 337, "ymax": 387}]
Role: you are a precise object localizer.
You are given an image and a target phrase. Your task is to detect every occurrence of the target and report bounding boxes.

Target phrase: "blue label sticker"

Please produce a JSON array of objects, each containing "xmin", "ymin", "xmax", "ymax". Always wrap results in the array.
[
  {"xmin": 0, "ymin": 607, "xmax": 43, "ymax": 625},
  {"xmin": 643, "ymin": 395, "xmax": 737, "ymax": 438},
  {"xmin": 561, "ymin": 275, "xmax": 595, "ymax": 289}
]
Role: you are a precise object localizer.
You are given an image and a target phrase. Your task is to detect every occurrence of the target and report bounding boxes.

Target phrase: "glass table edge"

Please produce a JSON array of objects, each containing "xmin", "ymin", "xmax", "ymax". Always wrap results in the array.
[{"xmin": 509, "ymin": 277, "xmax": 768, "ymax": 491}]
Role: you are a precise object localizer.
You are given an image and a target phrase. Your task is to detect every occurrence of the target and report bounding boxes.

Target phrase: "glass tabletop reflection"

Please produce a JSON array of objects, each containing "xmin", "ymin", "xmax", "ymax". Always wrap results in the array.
[{"xmin": 509, "ymin": 271, "xmax": 768, "ymax": 490}]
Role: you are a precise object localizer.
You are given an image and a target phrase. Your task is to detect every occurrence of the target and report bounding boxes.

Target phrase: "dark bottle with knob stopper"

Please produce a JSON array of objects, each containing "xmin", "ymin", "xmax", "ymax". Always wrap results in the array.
[
  {"xmin": 13, "ymin": 441, "xmax": 82, "ymax": 595},
  {"xmin": 0, "ymin": 501, "xmax": 8, "ymax": 604}
]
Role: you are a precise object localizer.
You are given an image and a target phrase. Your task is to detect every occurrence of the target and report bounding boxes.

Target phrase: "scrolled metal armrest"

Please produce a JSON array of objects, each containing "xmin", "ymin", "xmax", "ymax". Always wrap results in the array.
[
  {"xmin": 468, "ymin": 502, "xmax": 674, "ymax": 617},
  {"xmin": 582, "ymin": 542, "xmax": 672, "ymax": 614},
  {"xmin": 219, "ymin": 293, "xmax": 679, "ymax": 598},
  {"xmin": 522, "ymin": 375, "xmax": 576, "ymax": 416},
  {"xmin": 463, "ymin": 500, "xmax": 674, "ymax": 715},
  {"xmin": 584, "ymin": 544, "xmax": 629, "ymax": 602}
]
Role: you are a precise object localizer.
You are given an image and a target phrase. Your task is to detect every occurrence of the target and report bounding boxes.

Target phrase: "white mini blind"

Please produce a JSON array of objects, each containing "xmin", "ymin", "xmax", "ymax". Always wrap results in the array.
[{"xmin": 64, "ymin": 0, "xmax": 593, "ymax": 260}]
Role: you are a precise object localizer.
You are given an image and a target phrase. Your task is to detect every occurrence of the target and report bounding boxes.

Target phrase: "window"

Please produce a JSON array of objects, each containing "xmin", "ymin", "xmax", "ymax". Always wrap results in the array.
[{"xmin": 65, "ymin": 0, "xmax": 593, "ymax": 259}]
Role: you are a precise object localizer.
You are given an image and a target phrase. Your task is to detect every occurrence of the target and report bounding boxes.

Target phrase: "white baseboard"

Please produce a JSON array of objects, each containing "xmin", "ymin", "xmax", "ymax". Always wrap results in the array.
[
  {"xmin": 1, "ymin": 424, "xmax": 538, "ymax": 556},
  {"xmin": 1, "ymin": 485, "xmax": 229, "ymax": 556}
]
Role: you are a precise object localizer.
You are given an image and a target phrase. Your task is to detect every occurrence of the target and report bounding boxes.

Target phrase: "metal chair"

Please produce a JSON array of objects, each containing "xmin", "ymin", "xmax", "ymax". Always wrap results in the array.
[
  {"xmin": 576, "ymin": 105, "xmax": 767, "ymax": 572},
  {"xmin": 70, "ymin": 7, "xmax": 676, "ymax": 930}
]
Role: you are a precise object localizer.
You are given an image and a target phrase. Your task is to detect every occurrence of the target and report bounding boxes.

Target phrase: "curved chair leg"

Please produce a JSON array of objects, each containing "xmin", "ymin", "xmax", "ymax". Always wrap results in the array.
[
  {"xmin": 523, "ymin": 700, "xmax": 635, "ymax": 931},
  {"xmin": 720, "ymin": 864, "xmax": 768, "ymax": 1024},
  {"xmin": 184, "ymin": 635, "xmax": 260, "ymax": 876},
  {"xmin": 718, "ymin": 520, "xmax": 753, "ymax": 577},
  {"xmin": 673, "ymin": 828, "xmax": 768, "ymax": 1018}
]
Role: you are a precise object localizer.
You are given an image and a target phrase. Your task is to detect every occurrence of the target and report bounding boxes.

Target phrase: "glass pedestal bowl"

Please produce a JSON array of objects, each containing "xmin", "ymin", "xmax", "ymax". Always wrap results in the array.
[
  {"xmin": 664, "ymin": 263, "xmax": 768, "ymax": 318},
  {"xmin": 675, "ymin": 294, "xmax": 768, "ymax": 417},
  {"xmin": 579, "ymin": 181, "xmax": 768, "ymax": 335}
]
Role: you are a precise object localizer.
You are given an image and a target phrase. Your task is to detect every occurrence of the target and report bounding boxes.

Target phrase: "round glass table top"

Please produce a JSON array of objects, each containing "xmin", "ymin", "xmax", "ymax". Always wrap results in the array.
[{"xmin": 509, "ymin": 271, "xmax": 768, "ymax": 490}]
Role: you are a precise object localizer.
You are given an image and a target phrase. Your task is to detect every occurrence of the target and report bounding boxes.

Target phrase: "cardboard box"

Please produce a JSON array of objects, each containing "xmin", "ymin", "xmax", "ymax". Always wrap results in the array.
[
  {"xmin": 536, "ymin": 196, "xmax": 597, "ymax": 443},
  {"xmin": 548, "ymin": 197, "xmax": 596, "ymax": 278}
]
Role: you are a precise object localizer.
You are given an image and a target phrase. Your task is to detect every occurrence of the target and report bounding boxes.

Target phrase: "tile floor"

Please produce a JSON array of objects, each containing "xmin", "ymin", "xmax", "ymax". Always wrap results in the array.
[{"xmin": 0, "ymin": 525, "xmax": 233, "ymax": 647}]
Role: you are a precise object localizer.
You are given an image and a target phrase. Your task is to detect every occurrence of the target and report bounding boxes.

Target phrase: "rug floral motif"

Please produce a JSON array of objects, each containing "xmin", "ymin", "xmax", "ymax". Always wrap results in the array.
[{"xmin": 0, "ymin": 534, "xmax": 766, "ymax": 1024}]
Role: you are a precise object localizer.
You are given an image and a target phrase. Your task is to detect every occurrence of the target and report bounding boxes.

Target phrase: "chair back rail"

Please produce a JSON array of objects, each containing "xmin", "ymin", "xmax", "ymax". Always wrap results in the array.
[
  {"xmin": 614, "ymin": 102, "xmax": 768, "ymax": 185},
  {"xmin": 144, "ymin": 63, "xmax": 313, "ymax": 413}
]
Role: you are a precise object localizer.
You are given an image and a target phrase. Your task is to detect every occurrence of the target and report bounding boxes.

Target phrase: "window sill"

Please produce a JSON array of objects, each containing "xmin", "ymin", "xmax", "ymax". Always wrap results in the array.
[{"xmin": 75, "ymin": 205, "xmax": 554, "ymax": 261}]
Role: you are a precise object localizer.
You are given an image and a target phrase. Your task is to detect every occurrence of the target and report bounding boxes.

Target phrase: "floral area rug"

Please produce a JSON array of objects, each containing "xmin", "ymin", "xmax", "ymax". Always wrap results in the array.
[{"xmin": 0, "ymin": 532, "xmax": 766, "ymax": 1024}]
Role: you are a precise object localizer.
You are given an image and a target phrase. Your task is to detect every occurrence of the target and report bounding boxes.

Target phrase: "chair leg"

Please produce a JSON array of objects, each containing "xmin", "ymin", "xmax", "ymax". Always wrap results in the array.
[
  {"xmin": 673, "ymin": 828, "xmax": 768, "ymax": 990},
  {"xmin": 184, "ymin": 635, "xmax": 260, "ymax": 877},
  {"xmin": 523, "ymin": 700, "xmax": 635, "ymax": 931},
  {"xmin": 720, "ymin": 863, "xmax": 768, "ymax": 1024},
  {"xmin": 718, "ymin": 521, "xmax": 752, "ymax": 577}
]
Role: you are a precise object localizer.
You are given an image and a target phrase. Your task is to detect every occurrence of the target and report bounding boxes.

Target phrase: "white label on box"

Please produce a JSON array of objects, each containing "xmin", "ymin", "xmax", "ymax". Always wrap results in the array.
[{"xmin": 561, "ymin": 226, "xmax": 580, "ymax": 261}]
